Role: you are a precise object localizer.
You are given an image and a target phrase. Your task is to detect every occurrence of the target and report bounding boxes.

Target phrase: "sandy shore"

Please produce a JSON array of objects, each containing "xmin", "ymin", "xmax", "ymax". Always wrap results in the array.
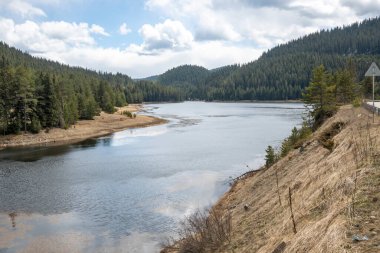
[{"xmin": 0, "ymin": 104, "xmax": 167, "ymax": 149}]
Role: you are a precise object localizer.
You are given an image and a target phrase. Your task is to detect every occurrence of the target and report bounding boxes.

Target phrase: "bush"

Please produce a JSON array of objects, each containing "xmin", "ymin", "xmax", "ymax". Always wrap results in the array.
[
  {"xmin": 30, "ymin": 117, "xmax": 41, "ymax": 134},
  {"xmin": 264, "ymin": 122, "xmax": 312, "ymax": 166},
  {"xmin": 171, "ymin": 208, "xmax": 232, "ymax": 253},
  {"xmin": 265, "ymin": 145, "xmax": 276, "ymax": 168},
  {"xmin": 122, "ymin": 110, "xmax": 135, "ymax": 119},
  {"xmin": 352, "ymin": 97, "xmax": 362, "ymax": 107}
]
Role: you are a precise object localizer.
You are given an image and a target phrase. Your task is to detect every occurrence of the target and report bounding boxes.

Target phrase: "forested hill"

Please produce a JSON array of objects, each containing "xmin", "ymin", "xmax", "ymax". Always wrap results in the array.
[
  {"xmin": 0, "ymin": 42, "xmax": 183, "ymax": 134},
  {"xmin": 265, "ymin": 18, "xmax": 380, "ymax": 57},
  {"xmin": 155, "ymin": 64, "xmax": 239, "ymax": 99},
  {"xmin": 155, "ymin": 17, "xmax": 380, "ymax": 101},
  {"xmin": 158, "ymin": 65, "xmax": 209, "ymax": 86}
]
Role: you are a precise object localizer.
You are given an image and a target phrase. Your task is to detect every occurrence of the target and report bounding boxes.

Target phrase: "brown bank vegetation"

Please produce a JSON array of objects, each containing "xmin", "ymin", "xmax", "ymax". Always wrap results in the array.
[{"xmin": 163, "ymin": 105, "xmax": 380, "ymax": 253}]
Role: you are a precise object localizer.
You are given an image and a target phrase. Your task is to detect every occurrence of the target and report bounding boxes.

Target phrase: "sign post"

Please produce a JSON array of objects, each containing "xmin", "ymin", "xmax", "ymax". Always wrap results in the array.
[{"xmin": 365, "ymin": 62, "xmax": 380, "ymax": 123}]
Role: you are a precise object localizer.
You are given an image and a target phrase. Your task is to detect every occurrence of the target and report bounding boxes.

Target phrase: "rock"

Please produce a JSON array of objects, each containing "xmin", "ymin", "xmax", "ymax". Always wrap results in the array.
[
  {"xmin": 271, "ymin": 242, "xmax": 286, "ymax": 253},
  {"xmin": 371, "ymin": 231, "xmax": 377, "ymax": 236},
  {"xmin": 244, "ymin": 204, "xmax": 249, "ymax": 211},
  {"xmin": 370, "ymin": 216, "xmax": 376, "ymax": 220},
  {"xmin": 373, "ymin": 197, "xmax": 378, "ymax": 202},
  {"xmin": 352, "ymin": 235, "xmax": 369, "ymax": 242}
]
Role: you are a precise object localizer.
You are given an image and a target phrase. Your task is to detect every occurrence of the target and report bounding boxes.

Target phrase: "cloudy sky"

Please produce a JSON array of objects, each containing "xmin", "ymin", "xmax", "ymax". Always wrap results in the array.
[{"xmin": 0, "ymin": 0, "xmax": 379, "ymax": 78}]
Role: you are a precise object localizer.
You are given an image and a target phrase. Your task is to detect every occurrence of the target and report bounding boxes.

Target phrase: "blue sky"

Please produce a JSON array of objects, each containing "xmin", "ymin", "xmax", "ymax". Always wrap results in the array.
[{"xmin": 0, "ymin": 0, "xmax": 379, "ymax": 78}]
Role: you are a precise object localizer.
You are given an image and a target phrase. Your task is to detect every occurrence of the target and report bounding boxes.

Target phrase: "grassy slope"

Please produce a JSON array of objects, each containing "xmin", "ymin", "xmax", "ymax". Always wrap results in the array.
[{"xmin": 211, "ymin": 106, "xmax": 380, "ymax": 253}]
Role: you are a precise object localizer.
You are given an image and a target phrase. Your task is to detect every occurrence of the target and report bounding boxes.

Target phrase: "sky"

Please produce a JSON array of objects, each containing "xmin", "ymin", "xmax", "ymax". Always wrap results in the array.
[{"xmin": 0, "ymin": 0, "xmax": 379, "ymax": 78}]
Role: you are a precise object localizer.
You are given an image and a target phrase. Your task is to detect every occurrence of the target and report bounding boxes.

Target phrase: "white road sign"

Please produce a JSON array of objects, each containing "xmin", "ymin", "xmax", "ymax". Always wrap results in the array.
[{"xmin": 365, "ymin": 62, "xmax": 380, "ymax": 77}]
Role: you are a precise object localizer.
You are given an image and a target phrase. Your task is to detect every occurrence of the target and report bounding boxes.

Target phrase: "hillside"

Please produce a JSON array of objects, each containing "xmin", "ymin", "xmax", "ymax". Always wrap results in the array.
[
  {"xmin": 164, "ymin": 105, "xmax": 380, "ymax": 252},
  {"xmin": 156, "ymin": 17, "xmax": 380, "ymax": 101},
  {"xmin": 158, "ymin": 65, "xmax": 209, "ymax": 87},
  {"xmin": 217, "ymin": 106, "xmax": 380, "ymax": 252},
  {"xmin": 156, "ymin": 64, "xmax": 239, "ymax": 99}
]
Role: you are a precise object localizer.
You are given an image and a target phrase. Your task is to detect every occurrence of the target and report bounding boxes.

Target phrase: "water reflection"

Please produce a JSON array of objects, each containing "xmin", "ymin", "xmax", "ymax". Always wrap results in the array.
[
  {"xmin": 0, "ymin": 139, "xmax": 99, "ymax": 162},
  {"xmin": 0, "ymin": 145, "xmax": 72, "ymax": 162},
  {"xmin": 0, "ymin": 212, "xmax": 165, "ymax": 253}
]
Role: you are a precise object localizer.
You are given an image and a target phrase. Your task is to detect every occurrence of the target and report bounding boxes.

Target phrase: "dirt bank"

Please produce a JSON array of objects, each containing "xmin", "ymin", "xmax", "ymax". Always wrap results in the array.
[
  {"xmin": 0, "ymin": 104, "xmax": 167, "ymax": 149},
  {"xmin": 165, "ymin": 105, "xmax": 380, "ymax": 253}
]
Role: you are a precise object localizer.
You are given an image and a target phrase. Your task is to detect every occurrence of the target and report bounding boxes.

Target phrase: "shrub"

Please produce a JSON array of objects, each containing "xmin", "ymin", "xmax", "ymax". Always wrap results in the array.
[
  {"xmin": 122, "ymin": 110, "xmax": 134, "ymax": 118},
  {"xmin": 265, "ymin": 145, "xmax": 276, "ymax": 168},
  {"xmin": 173, "ymin": 208, "xmax": 232, "ymax": 253},
  {"xmin": 30, "ymin": 117, "xmax": 41, "ymax": 134},
  {"xmin": 352, "ymin": 97, "xmax": 361, "ymax": 107}
]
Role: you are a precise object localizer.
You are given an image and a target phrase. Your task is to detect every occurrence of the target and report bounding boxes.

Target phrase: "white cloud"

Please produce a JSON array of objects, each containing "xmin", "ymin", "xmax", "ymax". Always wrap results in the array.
[
  {"xmin": 119, "ymin": 23, "xmax": 132, "ymax": 35},
  {"xmin": 341, "ymin": 0, "xmax": 380, "ymax": 16},
  {"xmin": 146, "ymin": 0, "xmax": 241, "ymax": 42},
  {"xmin": 137, "ymin": 19, "xmax": 193, "ymax": 52},
  {"xmin": 144, "ymin": 0, "xmax": 377, "ymax": 49},
  {"xmin": 0, "ymin": 18, "xmax": 109, "ymax": 53},
  {"xmin": 90, "ymin": 24, "xmax": 110, "ymax": 36},
  {"xmin": 6, "ymin": 0, "xmax": 46, "ymax": 18}
]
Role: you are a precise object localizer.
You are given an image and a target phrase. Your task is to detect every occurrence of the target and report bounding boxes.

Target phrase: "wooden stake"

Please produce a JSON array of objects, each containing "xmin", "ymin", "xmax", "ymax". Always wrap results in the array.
[
  {"xmin": 352, "ymin": 171, "xmax": 358, "ymax": 218},
  {"xmin": 276, "ymin": 169, "xmax": 282, "ymax": 207},
  {"xmin": 289, "ymin": 187, "xmax": 297, "ymax": 234}
]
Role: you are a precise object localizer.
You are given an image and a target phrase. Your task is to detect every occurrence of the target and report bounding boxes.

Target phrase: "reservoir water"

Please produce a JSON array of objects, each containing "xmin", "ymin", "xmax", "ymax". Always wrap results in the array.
[{"xmin": 0, "ymin": 102, "xmax": 305, "ymax": 253}]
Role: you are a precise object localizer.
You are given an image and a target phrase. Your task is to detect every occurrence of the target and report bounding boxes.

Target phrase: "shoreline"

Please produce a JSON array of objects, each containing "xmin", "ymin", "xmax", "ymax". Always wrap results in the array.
[
  {"xmin": 0, "ymin": 104, "xmax": 167, "ymax": 150},
  {"xmin": 207, "ymin": 99, "xmax": 303, "ymax": 103},
  {"xmin": 144, "ymin": 100, "xmax": 303, "ymax": 104}
]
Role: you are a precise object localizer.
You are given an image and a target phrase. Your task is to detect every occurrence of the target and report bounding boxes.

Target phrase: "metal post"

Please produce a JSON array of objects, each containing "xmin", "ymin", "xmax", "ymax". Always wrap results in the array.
[
  {"xmin": 24, "ymin": 97, "xmax": 27, "ymax": 132},
  {"xmin": 373, "ymin": 73, "xmax": 375, "ymax": 123}
]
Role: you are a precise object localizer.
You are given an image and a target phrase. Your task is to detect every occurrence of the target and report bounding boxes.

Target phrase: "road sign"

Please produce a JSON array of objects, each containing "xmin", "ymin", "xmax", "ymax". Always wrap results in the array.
[
  {"xmin": 365, "ymin": 62, "xmax": 380, "ymax": 77},
  {"xmin": 365, "ymin": 62, "xmax": 380, "ymax": 123}
]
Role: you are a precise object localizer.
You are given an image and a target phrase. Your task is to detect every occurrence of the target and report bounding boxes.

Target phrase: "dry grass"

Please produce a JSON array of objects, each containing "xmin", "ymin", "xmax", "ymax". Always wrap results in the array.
[{"xmin": 207, "ymin": 105, "xmax": 380, "ymax": 253}]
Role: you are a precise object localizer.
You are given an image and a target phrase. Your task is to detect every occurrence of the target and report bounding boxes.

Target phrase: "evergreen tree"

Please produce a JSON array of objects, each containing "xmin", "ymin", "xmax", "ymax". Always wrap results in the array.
[
  {"xmin": 13, "ymin": 66, "xmax": 36, "ymax": 133},
  {"xmin": 335, "ymin": 69, "xmax": 355, "ymax": 104},
  {"xmin": 265, "ymin": 145, "xmax": 275, "ymax": 168},
  {"xmin": 303, "ymin": 65, "xmax": 337, "ymax": 128},
  {"xmin": 36, "ymin": 73, "xmax": 58, "ymax": 128},
  {"xmin": 78, "ymin": 83, "xmax": 99, "ymax": 120}
]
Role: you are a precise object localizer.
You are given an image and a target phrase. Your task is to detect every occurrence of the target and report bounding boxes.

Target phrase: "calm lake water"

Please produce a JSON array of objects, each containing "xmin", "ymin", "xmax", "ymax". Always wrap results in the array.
[{"xmin": 0, "ymin": 102, "xmax": 305, "ymax": 253}]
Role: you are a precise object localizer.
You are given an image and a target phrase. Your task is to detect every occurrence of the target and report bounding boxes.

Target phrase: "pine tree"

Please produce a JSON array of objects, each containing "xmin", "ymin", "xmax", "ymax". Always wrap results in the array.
[
  {"xmin": 303, "ymin": 65, "xmax": 337, "ymax": 128},
  {"xmin": 265, "ymin": 145, "xmax": 276, "ymax": 168},
  {"xmin": 335, "ymin": 69, "xmax": 355, "ymax": 104}
]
